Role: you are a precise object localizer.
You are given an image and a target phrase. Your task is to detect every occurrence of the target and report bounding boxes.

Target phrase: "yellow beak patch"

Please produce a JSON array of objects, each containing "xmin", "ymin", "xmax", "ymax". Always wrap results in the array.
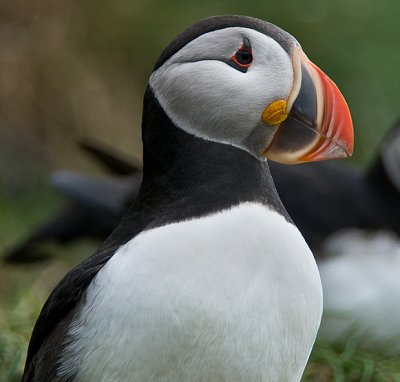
[{"xmin": 262, "ymin": 99, "xmax": 288, "ymax": 126}]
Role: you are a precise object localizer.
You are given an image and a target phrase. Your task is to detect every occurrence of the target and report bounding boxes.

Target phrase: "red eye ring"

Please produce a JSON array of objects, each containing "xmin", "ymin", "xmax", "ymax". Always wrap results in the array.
[{"xmin": 230, "ymin": 47, "xmax": 253, "ymax": 69}]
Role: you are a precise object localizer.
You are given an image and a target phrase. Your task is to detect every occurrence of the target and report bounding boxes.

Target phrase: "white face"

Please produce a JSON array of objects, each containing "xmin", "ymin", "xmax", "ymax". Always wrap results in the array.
[{"xmin": 149, "ymin": 27, "xmax": 296, "ymax": 157}]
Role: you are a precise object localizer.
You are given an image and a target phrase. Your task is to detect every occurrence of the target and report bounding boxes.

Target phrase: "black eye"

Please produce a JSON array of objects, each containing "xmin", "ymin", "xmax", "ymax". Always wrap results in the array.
[
  {"xmin": 235, "ymin": 49, "xmax": 253, "ymax": 65},
  {"xmin": 229, "ymin": 45, "xmax": 253, "ymax": 72}
]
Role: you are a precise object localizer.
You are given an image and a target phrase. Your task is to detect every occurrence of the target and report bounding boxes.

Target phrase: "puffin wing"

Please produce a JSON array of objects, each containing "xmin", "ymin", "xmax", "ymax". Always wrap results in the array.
[{"xmin": 22, "ymin": 244, "xmax": 117, "ymax": 381}]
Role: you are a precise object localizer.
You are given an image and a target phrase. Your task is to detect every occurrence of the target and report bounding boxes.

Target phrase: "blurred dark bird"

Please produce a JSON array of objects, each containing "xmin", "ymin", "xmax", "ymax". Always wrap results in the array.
[
  {"xmin": 22, "ymin": 15, "xmax": 353, "ymax": 381},
  {"xmin": 3, "ymin": 141, "xmax": 142, "ymax": 263},
  {"xmin": 312, "ymin": 121, "xmax": 400, "ymax": 351},
  {"xmin": 271, "ymin": 119, "xmax": 400, "ymax": 250},
  {"xmin": 6, "ymin": 120, "xmax": 400, "ymax": 262}
]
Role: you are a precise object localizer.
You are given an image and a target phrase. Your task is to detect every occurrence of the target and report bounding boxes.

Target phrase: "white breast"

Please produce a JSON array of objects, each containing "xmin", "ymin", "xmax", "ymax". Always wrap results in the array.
[{"xmin": 58, "ymin": 203, "xmax": 322, "ymax": 381}]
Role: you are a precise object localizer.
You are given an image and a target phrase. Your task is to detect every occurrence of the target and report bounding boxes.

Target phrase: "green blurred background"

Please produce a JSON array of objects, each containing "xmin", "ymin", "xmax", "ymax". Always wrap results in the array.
[
  {"xmin": 1, "ymin": 0, "xmax": 400, "ymax": 380},
  {"xmin": 1, "ymin": 0, "xmax": 400, "ymax": 187}
]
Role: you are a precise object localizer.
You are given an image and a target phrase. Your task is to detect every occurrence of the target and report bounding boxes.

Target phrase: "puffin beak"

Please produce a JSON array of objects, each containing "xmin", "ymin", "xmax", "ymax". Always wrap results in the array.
[{"xmin": 262, "ymin": 48, "xmax": 353, "ymax": 164}]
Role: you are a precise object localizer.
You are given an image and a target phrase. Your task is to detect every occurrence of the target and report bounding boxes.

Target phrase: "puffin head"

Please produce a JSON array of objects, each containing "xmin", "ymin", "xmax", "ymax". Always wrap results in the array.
[{"xmin": 148, "ymin": 15, "xmax": 353, "ymax": 164}]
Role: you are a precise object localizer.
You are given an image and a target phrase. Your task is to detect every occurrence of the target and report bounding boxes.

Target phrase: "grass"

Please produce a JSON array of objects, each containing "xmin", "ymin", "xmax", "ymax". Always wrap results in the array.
[
  {"xmin": 1, "ymin": 186, "xmax": 400, "ymax": 381},
  {"xmin": 304, "ymin": 340, "xmax": 400, "ymax": 381},
  {"xmin": 0, "ymin": 268, "xmax": 45, "ymax": 382}
]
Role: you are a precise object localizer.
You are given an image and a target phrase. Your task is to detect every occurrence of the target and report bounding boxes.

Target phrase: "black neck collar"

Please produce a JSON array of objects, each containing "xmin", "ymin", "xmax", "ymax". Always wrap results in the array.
[{"xmin": 104, "ymin": 87, "xmax": 291, "ymax": 248}]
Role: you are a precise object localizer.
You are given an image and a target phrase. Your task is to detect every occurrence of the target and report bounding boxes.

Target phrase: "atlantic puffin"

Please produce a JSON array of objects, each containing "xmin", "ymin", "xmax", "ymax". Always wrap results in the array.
[{"xmin": 22, "ymin": 15, "xmax": 353, "ymax": 381}]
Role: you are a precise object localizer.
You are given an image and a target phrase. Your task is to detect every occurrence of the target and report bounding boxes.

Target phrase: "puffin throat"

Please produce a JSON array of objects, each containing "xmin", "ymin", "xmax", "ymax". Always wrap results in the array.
[{"xmin": 138, "ymin": 86, "xmax": 292, "ymax": 224}]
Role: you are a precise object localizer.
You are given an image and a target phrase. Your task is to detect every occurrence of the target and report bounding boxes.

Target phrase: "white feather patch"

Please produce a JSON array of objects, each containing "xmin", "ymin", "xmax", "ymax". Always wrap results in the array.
[{"xmin": 58, "ymin": 203, "xmax": 322, "ymax": 381}]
